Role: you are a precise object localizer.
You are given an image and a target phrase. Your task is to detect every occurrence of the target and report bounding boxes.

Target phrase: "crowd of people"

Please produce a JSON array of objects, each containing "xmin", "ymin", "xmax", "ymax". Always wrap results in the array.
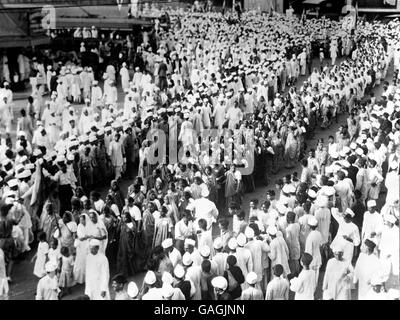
[{"xmin": 0, "ymin": 8, "xmax": 399, "ymax": 300}]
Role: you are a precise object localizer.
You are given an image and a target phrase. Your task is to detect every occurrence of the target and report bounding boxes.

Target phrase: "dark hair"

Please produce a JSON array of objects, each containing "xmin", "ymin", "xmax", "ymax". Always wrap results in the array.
[
  {"xmin": 226, "ymin": 255, "xmax": 237, "ymax": 267},
  {"xmin": 38, "ymin": 231, "xmax": 47, "ymax": 242},
  {"xmin": 218, "ymin": 218, "xmax": 229, "ymax": 229},
  {"xmin": 112, "ymin": 274, "xmax": 128, "ymax": 284},
  {"xmin": 198, "ymin": 218, "xmax": 207, "ymax": 230},
  {"xmin": 201, "ymin": 259, "xmax": 211, "ymax": 273},
  {"xmin": 273, "ymin": 264, "xmax": 284, "ymax": 277},
  {"xmin": 60, "ymin": 246, "xmax": 70, "ymax": 257}
]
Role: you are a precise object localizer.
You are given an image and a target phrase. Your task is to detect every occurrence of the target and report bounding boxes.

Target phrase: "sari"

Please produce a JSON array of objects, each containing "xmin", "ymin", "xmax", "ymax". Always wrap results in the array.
[
  {"xmin": 225, "ymin": 170, "xmax": 242, "ymax": 206},
  {"xmin": 73, "ymin": 214, "xmax": 88, "ymax": 284},
  {"xmin": 284, "ymin": 130, "xmax": 299, "ymax": 168},
  {"xmin": 116, "ymin": 221, "xmax": 140, "ymax": 277},
  {"xmin": 85, "ymin": 212, "xmax": 108, "ymax": 254},
  {"xmin": 152, "ymin": 216, "xmax": 173, "ymax": 248}
]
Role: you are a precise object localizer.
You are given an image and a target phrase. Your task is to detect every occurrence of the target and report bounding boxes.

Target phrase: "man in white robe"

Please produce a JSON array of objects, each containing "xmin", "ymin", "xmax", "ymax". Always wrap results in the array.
[
  {"xmin": 183, "ymin": 252, "xmax": 202, "ymax": 300},
  {"xmin": 85, "ymin": 239, "xmax": 110, "ymax": 300},
  {"xmin": 36, "ymin": 262, "xmax": 59, "ymax": 300},
  {"xmin": 330, "ymin": 207, "xmax": 360, "ymax": 263},
  {"xmin": 322, "ymin": 241, "xmax": 353, "ymax": 300},
  {"xmin": 267, "ymin": 226, "xmax": 290, "ymax": 277},
  {"xmin": 361, "ymin": 200, "xmax": 383, "ymax": 244},
  {"xmin": 353, "ymin": 239, "xmax": 383, "ymax": 300},
  {"xmin": 305, "ymin": 216, "xmax": 324, "ymax": 284}
]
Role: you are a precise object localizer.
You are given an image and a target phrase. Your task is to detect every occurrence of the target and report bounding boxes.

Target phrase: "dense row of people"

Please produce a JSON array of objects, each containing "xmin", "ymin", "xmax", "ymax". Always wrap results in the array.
[{"xmin": 0, "ymin": 10, "xmax": 399, "ymax": 300}]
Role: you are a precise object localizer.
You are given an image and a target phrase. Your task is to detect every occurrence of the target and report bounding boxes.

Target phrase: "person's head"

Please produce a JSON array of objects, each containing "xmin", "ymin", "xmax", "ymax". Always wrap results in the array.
[
  {"xmin": 300, "ymin": 252, "xmax": 313, "ymax": 270},
  {"xmin": 218, "ymin": 218, "xmax": 229, "ymax": 231},
  {"xmin": 51, "ymin": 238, "xmax": 58, "ymax": 250},
  {"xmin": 367, "ymin": 200, "xmax": 376, "ymax": 212},
  {"xmin": 121, "ymin": 210, "xmax": 133, "ymax": 223},
  {"xmin": 79, "ymin": 214, "xmax": 86, "ymax": 226},
  {"xmin": 286, "ymin": 211, "xmax": 296, "ymax": 224},
  {"xmin": 332, "ymin": 246, "xmax": 344, "ymax": 260},
  {"xmin": 89, "ymin": 210, "xmax": 98, "ymax": 224},
  {"xmin": 38, "ymin": 231, "xmax": 46, "ymax": 242},
  {"xmin": 226, "ymin": 254, "xmax": 237, "ymax": 269},
  {"xmin": 364, "ymin": 239, "xmax": 376, "ymax": 255},
  {"xmin": 112, "ymin": 274, "xmax": 127, "ymax": 292},
  {"xmin": 250, "ymin": 199, "xmax": 259, "ymax": 209},
  {"xmin": 60, "ymin": 246, "xmax": 70, "ymax": 258},
  {"xmin": 198, "ymin": 218, "xmax": 207, "ymax": 231},
  {"xmin": 201, "ymin": 259, "xmax": 211, "ymax": 274},
  {"xmin": 273, "ymin": 264, "xmax": 284, "ymax": 278}
]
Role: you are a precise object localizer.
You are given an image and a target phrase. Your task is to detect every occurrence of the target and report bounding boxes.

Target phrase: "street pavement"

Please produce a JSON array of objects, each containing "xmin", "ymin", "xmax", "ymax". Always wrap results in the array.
[{"xmin": 4, "ymin": 57, "xmax": 391, "ymax": 300}]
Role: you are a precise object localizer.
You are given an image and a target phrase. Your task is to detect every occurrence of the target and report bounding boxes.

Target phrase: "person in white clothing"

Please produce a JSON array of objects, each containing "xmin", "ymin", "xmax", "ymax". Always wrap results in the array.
[
  {"xmin": 290, "ymin": 253, "xmax": 316, "ymax": 300},
  {"xmin": 305, "ymin": 216, "xmax": 324, "ymax": 284},
  {"xmin": 84, "ymin": 239, "xmax": 110, "ymax": 300},
  {"xmin": 35, "ymin": 262, "xmax": 59, "ymax": 300}
]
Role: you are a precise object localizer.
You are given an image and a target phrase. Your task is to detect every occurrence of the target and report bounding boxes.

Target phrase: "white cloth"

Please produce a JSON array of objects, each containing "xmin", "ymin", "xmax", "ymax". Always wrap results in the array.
[{"xmin": 84, "ymin": 252, "xmax": 110, "ymax": 300}]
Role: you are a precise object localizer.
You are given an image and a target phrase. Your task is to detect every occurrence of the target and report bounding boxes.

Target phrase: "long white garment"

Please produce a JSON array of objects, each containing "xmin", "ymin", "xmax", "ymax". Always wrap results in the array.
[
  {"xmin": 35, "ymin": 275, "xmax": 59, "ymax": 300},
  {"xmin": 322, "ymin": 258, "xmax": 353, "ymax": 300},
  {"xmin": 245, "ymin": 239, "xmax": 269, "ymax": 283},
  {"xmin": 85, "ymin": 213, "xmax": 108, "ymax": 255},
  {"xmin": 361, "ymin": 211, "xmax": 383, "ymax": 243},
  {"xmin": 291, "ymin": 269, "xmax": 316, "ymax": 300},
  {"xmin": 185, "ymin": 265, "xmax": 202, "ymax": 300},
  {"xmin": 268, "ymin": 236, "xmax": 290, "ymax": 276},
  {"xmin": 33, "ymin": 242, "xmax": 49, "ymax": 278},
  {"xmin": 85, "ymin": 252, "xmax": 110, "ymax": 300},
  {"xmin": 73, "ymin": 221, "xmax": 88, "ymax": 284},
  {"xmin": 120, "ymin": 67, "xmax": 130, "ymax": 91},
  {"xmin": 235, "ymin": 247, "xmax": 253, "ymax": 280},
  {"xmin": 353, "ymin": 252, "xmax": 383, "ymax": 300},
  {"xmin": 331, "ymin": 210, "xmax": 360, "ymax": 262}
]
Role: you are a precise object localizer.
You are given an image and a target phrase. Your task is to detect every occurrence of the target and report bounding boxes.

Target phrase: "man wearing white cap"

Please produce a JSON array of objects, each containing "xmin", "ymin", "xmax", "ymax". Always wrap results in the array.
[
  {"xmin": 184, "ymin": 238, "xmax": 202, "ymax": 267},
  {"xmin": 142, "ymin": 270, "xmax": 163, "ymax": 300},
  {"xmin": 267, "ymin": 225, "xmax": 290, "ymax": 277},
  {"xmin": 182, "ymin": 252, "xmax": 202, "ymax": 300},
  {"xmin": 322, "ymin": 240, "xmax": 353, "ymax": 300},
  {"xmin": 244, "ymin": 227, "xmax": 269, "ymax": 291},
  {"xmin": 127, "ymin": 281, "xmax": 139, "ymax": 300},
  {"xmin": 85, "ymin": 239, "xmax": 110, "ymax": 300},
  {"xmin": 364, "ymin": 274, "xmax": 389, "ymax": 300},
  {"xmin": 330, "ymin": 207, "xmax": 360, "ymax": 263},
  {"xmin": 334, "ymin": 170, "xmax": 353, "ymax": 213},
  {"xmin": 162, "ymin": 271, "xmax": 185, "ymax": 300},
  {"xmin": 305, "ymin": 216, "xmax": 323, "ymax": 284},
  {"xmin": 353, "ymin": 239, "xmax": 383, "ymax": 300},
  {"xmin": 35, "ymin": 262, "xmax": 59, "ymax": 300},
  {"xmin": 162, "ymin": 238, "xmax": 182, "ymax": 268},
  {"xmin": 91, "ymin": 80, "xmax": 102, "ymax": 109},
  {"xmin": 361, "ymin": 200, "xmax": 383, "ymax": 244},
  {"xmin": 211, "ymin": 276, "xmax": 231, "ymax": 300},
  {"xmin": 211, "ymin": 237, "xmax": 228, "ymax": 277},
  {"xmin": 240, "ymin": 272, "xmax": 264, "ymax": 300},
  {"xmin": 235, "ymin": 232, "xmax": 253, "ymax": 287},
  {"xmin": 192, "ymin": 186, "xmax": 218, "ymax": 231}
]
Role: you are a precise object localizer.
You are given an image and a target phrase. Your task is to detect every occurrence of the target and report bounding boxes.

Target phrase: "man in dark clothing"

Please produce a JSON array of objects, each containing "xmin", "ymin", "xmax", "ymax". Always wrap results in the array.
[
  {"xmin": 347, "ymin": 155, "xmax": 359, "ymax": 187},
  {"xmin": 212, "ymin": 276, "xmax": 232, "ymax": 300},
  {"xmin": 224, "ymin": 255, "xmax": 245, "ymax": 299},
  {"xmin": 380, "ymin": 111, "xmax": 393, "ymax": 134},
  {"xmin": 123, "ymin": 127, "xmax": 137, "ymax": 179},
  {"xmin": 351, "ymin": 190, "xmax": 365, "ymax": 233},
  {"xmin": 157, "ymin": 58, "xmax": 168, "ymax": 91},
  {"xmin": 173, "ymin": 266, "xmax": 192, "ymax": 300}
]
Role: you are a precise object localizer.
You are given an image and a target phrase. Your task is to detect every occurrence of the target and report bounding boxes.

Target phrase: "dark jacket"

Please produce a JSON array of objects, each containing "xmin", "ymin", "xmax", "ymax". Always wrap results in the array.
[
  {"xmin": 224, "ymin": 265, "xmax": 245, "ymax": 299},
  {"xmin": 175, "ymin": 280, "xmax": 192, "ymax": 300}
]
